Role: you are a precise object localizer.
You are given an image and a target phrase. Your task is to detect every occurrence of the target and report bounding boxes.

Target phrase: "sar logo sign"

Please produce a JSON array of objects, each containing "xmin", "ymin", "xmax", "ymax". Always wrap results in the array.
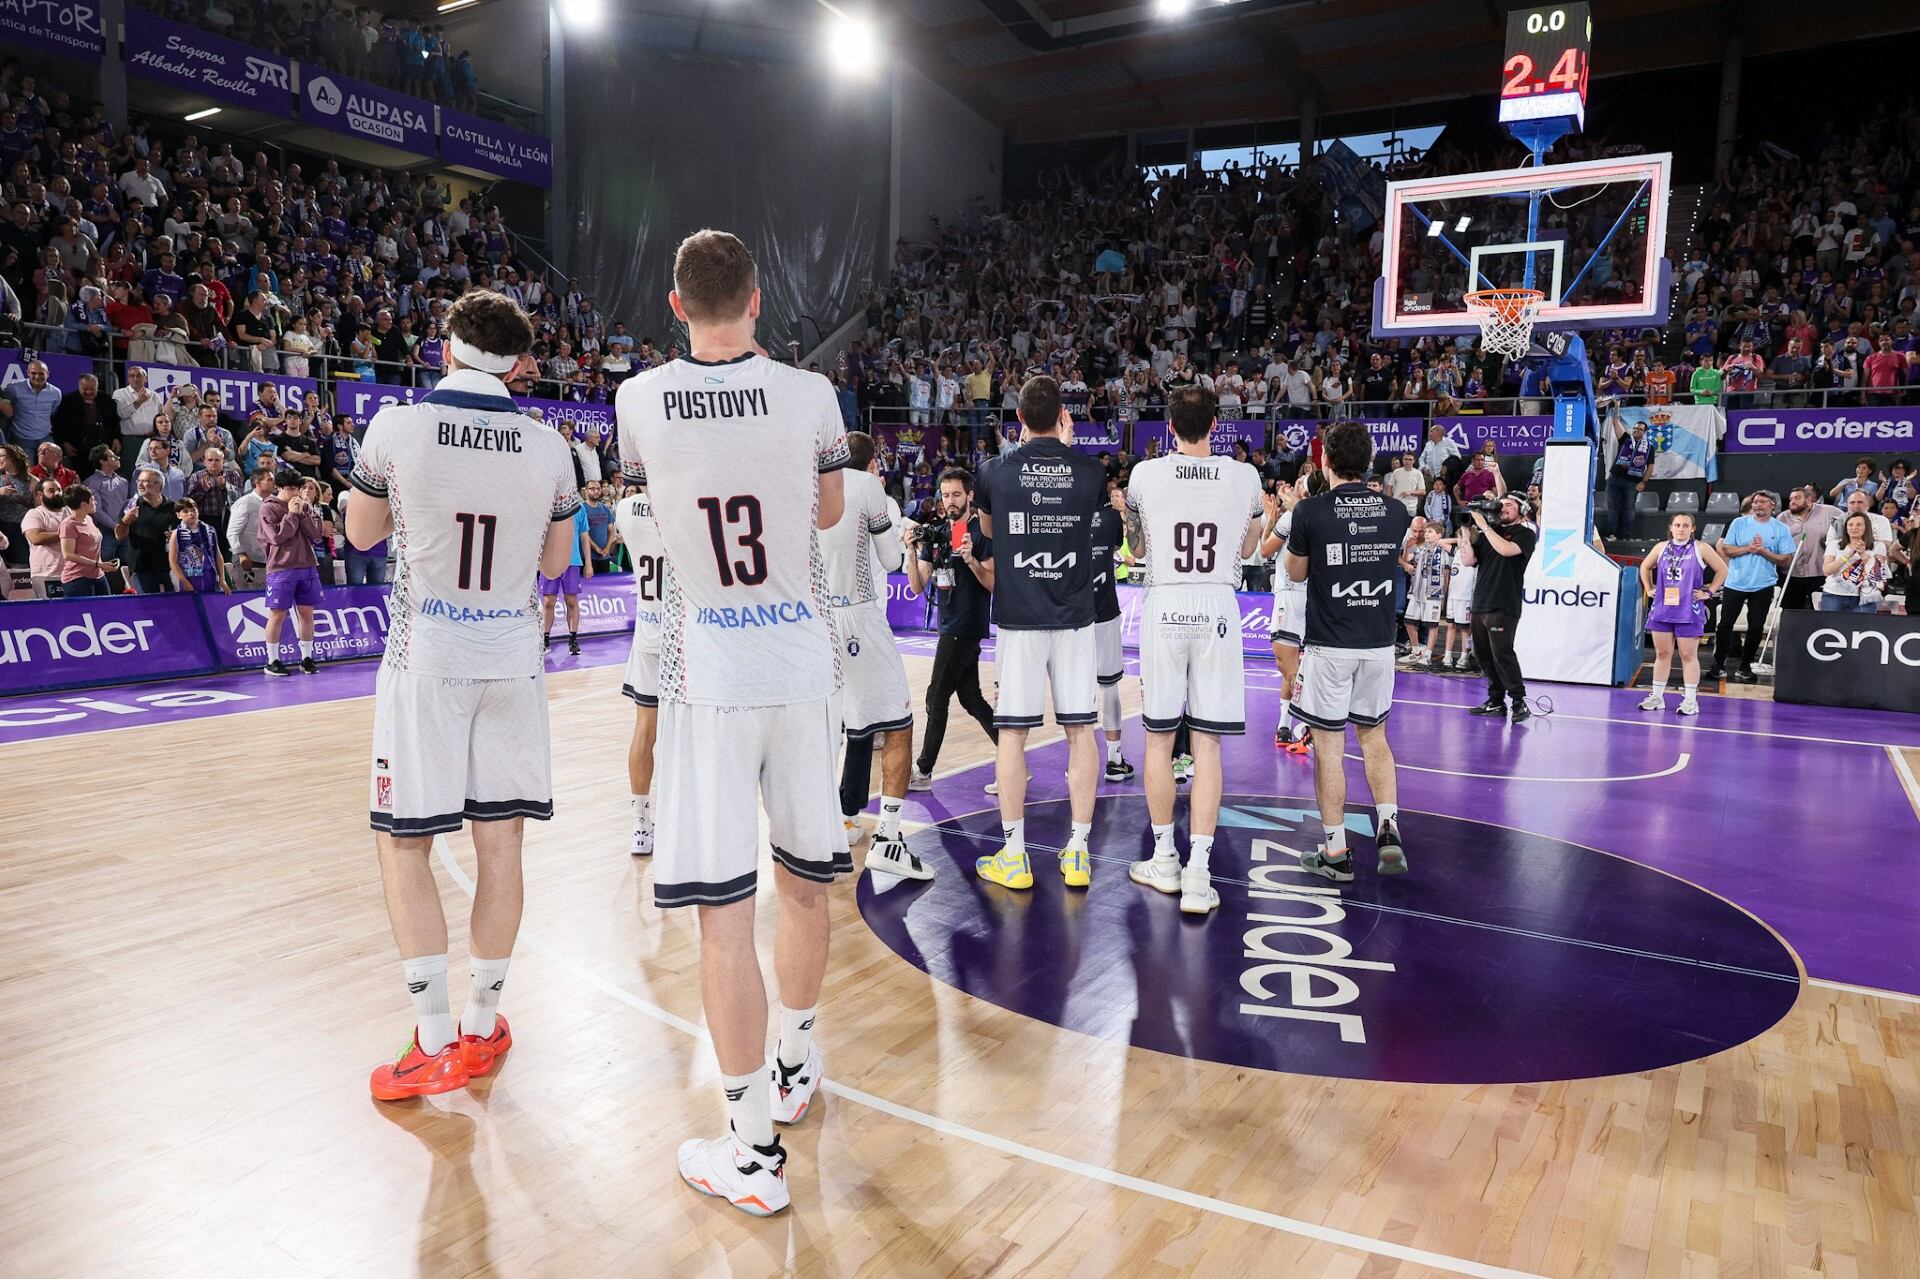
[{"xmin": 858, "ymin": 795, "xmax": 1800, "ymax": 1083}]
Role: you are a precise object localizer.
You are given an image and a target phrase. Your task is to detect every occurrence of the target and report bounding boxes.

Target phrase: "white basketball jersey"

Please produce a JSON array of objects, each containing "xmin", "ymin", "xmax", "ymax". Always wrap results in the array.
[
  {"xmin": 1126, "ymin": 452, "xmax": 1264, "ymax": 589},
  {"xmin": 1275, "ymin": 510, "xmax": 1306, "ymax": 596},
  {"xmin": 616, "ymin": 354, "xmax": 850, "ymax": 707},
  {"xmin": 351, "ymin": 372, "xmax": 580, "ymax": 679},
  {"xmin": 873, "ymin": 493, "xmax": 903, "ymax": 595},
  {"xmin": 613, "ymin": 491, "xmax": 664, "ymax": 653},
  {"xmin": 820, "ymin": 469, "xmax": 893, "ymax": 610}
]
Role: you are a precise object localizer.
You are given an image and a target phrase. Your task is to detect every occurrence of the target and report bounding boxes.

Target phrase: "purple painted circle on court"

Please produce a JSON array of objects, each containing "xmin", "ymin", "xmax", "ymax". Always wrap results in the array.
[{"xmin": 857, "ymin": 794, "xmax": 1802, "ymax": 1084}]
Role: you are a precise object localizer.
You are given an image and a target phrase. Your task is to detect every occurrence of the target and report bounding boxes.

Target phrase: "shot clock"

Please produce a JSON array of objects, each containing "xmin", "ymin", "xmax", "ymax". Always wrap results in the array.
[{"xmin": 1498, "ymin": 2, "xmax": 1592, "ymax": 128}]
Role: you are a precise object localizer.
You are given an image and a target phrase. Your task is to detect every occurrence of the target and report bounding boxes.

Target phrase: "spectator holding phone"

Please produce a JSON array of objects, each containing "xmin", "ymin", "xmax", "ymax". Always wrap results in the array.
[{"xmin": 58, "ymin": 485, "xmax": 115, "ymax": 596}]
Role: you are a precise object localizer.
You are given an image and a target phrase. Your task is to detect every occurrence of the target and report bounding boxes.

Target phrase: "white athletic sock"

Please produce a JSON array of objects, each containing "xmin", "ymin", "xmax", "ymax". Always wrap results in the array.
[
  {"xmin": 1277, "ymin": 697, "xmax": 1293, "ymax": 731},
  {"xmin": 1684, "ymin": 682, "xmax": 1698, "ymax": 699},
  {"xmin": 1188, "ymin": 833, "xmax": 1214, "ymax": 878},
  {"xmin": 1102, "ymin": 683, "xmax": 1123, "ymax": 735},
  {"xmin": 776, "ymin": 1004, "xmax": 816, "ymax": 1070},
  {"xmin": 1106, "ymin": 736, "xmax": 1123, "ymax": 764},
  {"xmin": 461, "ymin": 955, "xmax": 510, "ymax": 1038},
  {"xmin": 722, "ymin": 1066, "xmax": 775, "ymax": 1147},
  {"xmin": 404, "ymin": 954, "xmax": 455, "ymax": 1055},
  {"xmin": 1002, "ymin": 819, "xmax": 1025, "ymax": 858},
  {"xmin": 631, "ymin": 793, "xmax": 651, "ymax": 828},
  {"xmin": 297, "ymin": 639, "xmax": 314, "ymax": 659},
  {"xmin": 1069, "ymin": 820, "xmax": 1092, "ymax": 848},
  {"xmin": 878, "ymin": 795, "xmax": 904, "ymax": 841},
  {"xmin": 1375, "ymin": 803, "xmax": 1399, "ymax": 830},
  {"xmin": 1322, "ymin": 824, "xmax": 1349, "ymax": 858},
  {"xmin": 1151, "ymin": 822, "xmax": 1176, "ymax": 859}
]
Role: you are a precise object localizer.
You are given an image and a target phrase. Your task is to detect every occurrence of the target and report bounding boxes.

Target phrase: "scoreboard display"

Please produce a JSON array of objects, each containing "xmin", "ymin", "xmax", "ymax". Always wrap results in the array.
[{"xmin": 1499, "ymin": 2, "xmax": 1591, "ymax": 128}]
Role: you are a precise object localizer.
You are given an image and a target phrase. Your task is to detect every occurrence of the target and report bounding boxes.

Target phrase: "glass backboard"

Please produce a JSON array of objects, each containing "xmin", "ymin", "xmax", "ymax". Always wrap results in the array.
[{"xmin": 1372, "ymin": 153, "xmax": 1673, "ymax": 339}]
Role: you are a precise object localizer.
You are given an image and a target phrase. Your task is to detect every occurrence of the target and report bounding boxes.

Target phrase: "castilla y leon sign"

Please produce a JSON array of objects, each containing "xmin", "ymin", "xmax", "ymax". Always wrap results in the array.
[
  {"xmin": 1725, "ymin": 406, "xmax": 1920, "ymax": 453},
  {"xmin": 439, "ymin": 108, "xmax": 553, "ymax": 189}
]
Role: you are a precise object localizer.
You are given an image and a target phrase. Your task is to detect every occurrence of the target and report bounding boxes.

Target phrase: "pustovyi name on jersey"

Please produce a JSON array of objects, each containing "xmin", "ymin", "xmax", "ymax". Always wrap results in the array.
[{"xmin": 662, "ymin": 389, "xmax": 771, "ymax": 421}]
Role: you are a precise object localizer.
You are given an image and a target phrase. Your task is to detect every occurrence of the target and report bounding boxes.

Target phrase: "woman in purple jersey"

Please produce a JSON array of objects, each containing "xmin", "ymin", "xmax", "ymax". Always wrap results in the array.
[{"xmin": 1638, "ymin": 512, "xmax": 1728, "ymax": 716}]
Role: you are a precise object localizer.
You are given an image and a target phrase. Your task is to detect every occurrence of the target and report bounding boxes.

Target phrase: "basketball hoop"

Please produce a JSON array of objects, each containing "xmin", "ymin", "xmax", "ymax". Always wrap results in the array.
[{"xmin": 1464, "ymin": 288, "xmax": 1545, "ymax": 359}]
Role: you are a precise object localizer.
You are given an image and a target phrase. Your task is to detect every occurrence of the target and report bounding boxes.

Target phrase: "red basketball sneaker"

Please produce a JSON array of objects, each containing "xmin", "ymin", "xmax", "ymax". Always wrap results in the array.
[
  {"xmin": 460, "ymin": 1015, "xmax": 513, "ymax": 1077},
  {"xmin": 369, "ymin": 1032, "xmax": 470, "ymax": 1101}
]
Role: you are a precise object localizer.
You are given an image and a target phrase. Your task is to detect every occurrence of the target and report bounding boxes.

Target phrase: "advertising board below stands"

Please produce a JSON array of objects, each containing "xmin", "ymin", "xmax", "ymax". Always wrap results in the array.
[
  {"xmin": 1773, "ymin": 610, "xmax": 1920, "ymax": 714},
  {"xmin": 1724, "ymin": 406, "xmax": 1920, "ymax": 453}
]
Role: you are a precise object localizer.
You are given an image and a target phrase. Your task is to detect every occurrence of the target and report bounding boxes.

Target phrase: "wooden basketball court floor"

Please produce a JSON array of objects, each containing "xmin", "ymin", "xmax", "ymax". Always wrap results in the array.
[{"xmin": 1, "ymin": 639, "xmax": 1916, "ymax": 1279}]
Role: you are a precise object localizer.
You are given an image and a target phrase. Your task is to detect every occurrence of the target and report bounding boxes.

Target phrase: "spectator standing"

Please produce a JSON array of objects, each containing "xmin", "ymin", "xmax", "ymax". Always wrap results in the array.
[
  {"xmin": 136, "ymin": 436, "xmax": 187, "ymax": 501},
  {"xmin": 113, "ymin": 365, "xmax": 161, "ymax": 466},
  {"xmin": 582, "ymin": 479, "xmax": 616, "ymax": 573},
  {"xmin": 185, "ymin": 450, "xmax": 239, "ymax": 551},
  {"xmin": 1863, "ymin": 335, "xmax": 1906, "ymax": 400},
  {"xmin": 903, "ymin": 468, "xmax": 997, "ymax": 787},
  {"xmin": 1828, "ymin": 458, "xmax": 1881, "ymax": 506},
  {"xmin": 227, "ymin": 468, "xmax": 276, "ymax": 590},
  {"xmin": 1689, "ymin": 352, "xmax": 1722, "ymax": 406},
  {"xmin": 1418, "ymin": 423, "xmax": 1461, "ymax": 486},
  {"xmin": 184, "ymin": 406, "xmax": 236, "ymax": 472},
  {"xmin": 117, "ymin": 468, "xmax": 177, "ymax": 593},
  {"xmin": 1606, "ymin": 413, "xmax": 1652, "ymax": 541},
  {"xmin": 258, "ymin": 469, "xmax": 326, "ymax": 675},
  {"xmin": 2, "ymin": 358, "xmax": 62, "ymax": 449},
  {"xmin": 29, "ymin": 440, "xmax": 79, "ymax": 489},
  {"xmin": 83, "ymin": 445, "xmax": 127, "ymax": 567},
  {"xmin": 1710, "ymin": 490, "xmax": 1796, "ymax": 681},
  {"xmin": 168, "ymin": 499, "xmax": 226, "ymax": 593},
  {"xmin": 22, "ymin": 479, "xmax": 67, "ymax": 595},
  {"xmin": 1780, "ymin": 486, "xmax": 1840, "ymax": 610},
  {"xmin": 52, "ymin": 374, "xmax": 114, "ymax": 467},
  {"xmin": 57, "ymin": 485, "xmax": 114, "ymax": 597},
  {"xmin": 1821, "ymin": 513, "xmax": 1889, "ymax": 613}
]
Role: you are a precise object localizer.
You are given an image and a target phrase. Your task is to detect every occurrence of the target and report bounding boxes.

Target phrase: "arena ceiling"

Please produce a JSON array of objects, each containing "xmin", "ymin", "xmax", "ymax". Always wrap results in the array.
[{"xmin": 883, "ymin": 0, "xmax": 1920, "ymax": 142}]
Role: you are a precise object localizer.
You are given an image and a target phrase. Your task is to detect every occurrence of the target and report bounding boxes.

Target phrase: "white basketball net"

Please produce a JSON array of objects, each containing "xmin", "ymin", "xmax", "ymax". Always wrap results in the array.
[{"xmin": 1464, "ymin": 289, "xmax": 1544, "ymax": 360}]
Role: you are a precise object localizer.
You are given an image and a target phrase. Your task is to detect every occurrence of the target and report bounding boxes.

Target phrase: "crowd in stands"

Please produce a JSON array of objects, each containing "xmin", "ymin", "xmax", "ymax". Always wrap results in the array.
[{"xmin": 136, "ymin": 0, "xmax": 481, "ymax": 113}]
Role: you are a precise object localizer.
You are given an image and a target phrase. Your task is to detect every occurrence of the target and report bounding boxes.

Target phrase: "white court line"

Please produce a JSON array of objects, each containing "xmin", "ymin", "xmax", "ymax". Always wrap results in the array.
[
  {"xmin": 1885, "ymin": 745, "xmax": 1920, "ymax": 828},
  {"xmin": 1340, "ymin": 751, "xmax": 1692, "ymax": 785},
  {"xmin": 1809, "ymin": 977, "xmax": 1920, "ymax": 1007},
  {"xmin": 431, "ymin": 838, "xmax": 1547, "ymax": 1279}
]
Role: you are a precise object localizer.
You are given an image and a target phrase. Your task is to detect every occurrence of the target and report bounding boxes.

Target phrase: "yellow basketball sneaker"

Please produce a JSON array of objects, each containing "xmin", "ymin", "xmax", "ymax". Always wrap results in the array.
[
  {"xmin": 975, "ymin": 846, "xmax": 1033, "ymax": 889},
  {"xmin": 1058, "ymin": 844, "xmax": 1091, "ymax": 888}
]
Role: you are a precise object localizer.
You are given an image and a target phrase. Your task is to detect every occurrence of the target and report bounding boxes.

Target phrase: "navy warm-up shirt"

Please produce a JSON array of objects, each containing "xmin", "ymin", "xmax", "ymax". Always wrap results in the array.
[
  {"xmin": 1090, "ymin": 505, "xmax": 1123, "ymax": 624},
  {"xmin": 975, "ymin": 436, "xmax": 1106, "ymax": 630},
  {"xmin": 1286, "ymin": 481, "xmax": 1412, "ymax": 652}
]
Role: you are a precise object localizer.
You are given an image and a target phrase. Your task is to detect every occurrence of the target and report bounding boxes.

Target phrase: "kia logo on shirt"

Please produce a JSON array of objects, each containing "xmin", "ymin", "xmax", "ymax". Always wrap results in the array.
[
  {"xmin": 1330, "ymin": 580, "xmax": 1392, "ymax": 599},
  {"xmin": 1013, "ymin": 551, "xmax": 1078, "ymax": 571}
]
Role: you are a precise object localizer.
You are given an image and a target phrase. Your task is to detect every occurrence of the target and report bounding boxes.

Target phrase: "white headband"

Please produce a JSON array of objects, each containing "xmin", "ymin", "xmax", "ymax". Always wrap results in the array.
[{"xmin": 450, "ymin": 336, "xmax": 520, "ymax": 375}]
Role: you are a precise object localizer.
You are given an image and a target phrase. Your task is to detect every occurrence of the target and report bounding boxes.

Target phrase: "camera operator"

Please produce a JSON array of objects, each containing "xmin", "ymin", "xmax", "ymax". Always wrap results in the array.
[
  {"xmin": 1459, "ymin": 493, "xmax": 1538, "ymax": 721},
  {"xmin": 903, "ymin": 467, "xmax": 997, "ymax": 786}
]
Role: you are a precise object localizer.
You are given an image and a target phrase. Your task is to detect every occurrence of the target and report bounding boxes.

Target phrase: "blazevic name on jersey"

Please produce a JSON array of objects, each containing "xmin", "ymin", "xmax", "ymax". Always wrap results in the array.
[
  {"xmin": 662, "ymin": 389, "xmax": 770, "ymax": 420},
  {"xmin": 436, "ymin": 421, "xmax": 523, "ymax": 452}
]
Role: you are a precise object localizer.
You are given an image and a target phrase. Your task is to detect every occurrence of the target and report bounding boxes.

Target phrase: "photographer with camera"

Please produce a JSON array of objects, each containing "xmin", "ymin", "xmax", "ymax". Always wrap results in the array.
[
  {"xmin": 903, "ymin": 467, "xmax": 997, "ymax": 788},
  {"xmin": 1458, "ymin": 493, "xmax": 1539, "ymax": 722}
]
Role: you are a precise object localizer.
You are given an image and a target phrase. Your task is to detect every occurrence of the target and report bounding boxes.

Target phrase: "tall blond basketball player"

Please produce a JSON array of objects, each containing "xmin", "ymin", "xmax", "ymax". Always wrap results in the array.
[
  {"xmin": 616, "ymin": 230, "xmax": 849, "ymax": 1217},
  {"xmin": 346, "ymin": 290, "xmax": 582, "ymax": 1100}
]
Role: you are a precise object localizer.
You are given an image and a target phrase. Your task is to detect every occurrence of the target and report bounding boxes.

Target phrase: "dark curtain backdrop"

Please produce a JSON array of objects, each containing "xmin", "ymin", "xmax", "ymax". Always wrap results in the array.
[{"xmin": 563, "ymin": 48, "xmax": 890, "ymax": 354}]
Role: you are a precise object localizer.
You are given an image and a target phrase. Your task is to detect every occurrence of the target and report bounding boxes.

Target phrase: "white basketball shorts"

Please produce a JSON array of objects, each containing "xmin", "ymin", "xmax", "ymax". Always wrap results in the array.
[
  {"xmin": 1095, "ymin": 614, "xmax": 1125, "ymax": 685},
  {"xmin": 1407, "ymin": 596, "xmax": 1442, "ymax": 626},
  {"xmin": 993, "ymin": 625, "xmax": 1097, "ymax": 729},
  {"xmin": 621, "ymin": 634, "xmax": 660, "ymax": 708},
  {"xmin": 1140, "ymin": 585, "xmax": 1247, "ymax": 735},
  {"xmin": 836, "ymin": 603, "xmax": 913, "ymax": 740},
  {"xmin": 652, "ymin": 697, "xmax": 852, "ymax": 909},
  {"xmin": 1271, "ymin": 586, "xmax": 1307, "ymax": 649},
  {"xmin": 369, "ymin": 664, "xmax": 553, "ymax": 837},
  {"xmin": 1293, "ymin": 647, "xmax": 1396, "ymax": 732}
]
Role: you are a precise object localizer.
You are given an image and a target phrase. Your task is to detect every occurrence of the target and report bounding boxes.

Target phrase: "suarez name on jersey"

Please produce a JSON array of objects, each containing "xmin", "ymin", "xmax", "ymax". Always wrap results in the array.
[
  {"xmin": 615, "ymin": 353, "xmax": 850, "ymax": 707},
  {"xmin": 975, "ymin": 436, "xmax": 1106, "ymax": 630},
  {"xmin": 350, "ymin": 374, "xmax": 580, "ymax": 680}
]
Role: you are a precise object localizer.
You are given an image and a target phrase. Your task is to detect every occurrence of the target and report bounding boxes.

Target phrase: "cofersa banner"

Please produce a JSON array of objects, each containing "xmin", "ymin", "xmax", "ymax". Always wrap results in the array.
[
  {"xmin": 1774, "ymin": 610, "xmax": 1920, "ymax": 714},
  {"xmin": 302, "ymin": 67, "xmax": 435, "ymax": 155},
  {"xmin": 1725, "ymin": 407, "xmax": 1920, "ymax": 453},
  {"xmin": 0, "ymin": 594, "xmax": 216, "ymax": 695},
  {"xmin": 123, "ymin": 9, "xmax": 293, "ymax": 111},
  {"xmin": 1, "ymin": 0, "xmax": 104, "ymax": 62}
]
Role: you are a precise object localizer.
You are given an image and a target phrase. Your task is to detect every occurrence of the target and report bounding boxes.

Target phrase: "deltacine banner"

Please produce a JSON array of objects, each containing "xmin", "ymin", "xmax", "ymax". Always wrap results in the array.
[
  {"xmin": 1335, "ymin": 414, "xmax": 1555, "ymax": 460},
  {"xmin": 1, "ymin": 0, "xmax": 104, "ymax": 62},
  {"xmin": 123, "ymin": 9, "xmax": 293, "ymax": 112},
  {"xmin": 1725, "ymin": 406, "xmax": 1920, "ymax": 454},
  {"xmin": 439, "ymin": 108, "xmax": 553, "ymax": 189},
  {"xmin": 302, "ymin": 67, "xmax": 435, "ymax": 155}
]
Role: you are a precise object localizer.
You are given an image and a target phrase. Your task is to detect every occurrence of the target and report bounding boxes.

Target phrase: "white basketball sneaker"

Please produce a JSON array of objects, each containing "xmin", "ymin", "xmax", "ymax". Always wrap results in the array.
[
  {"xmin": 1179, "ymin": 863, "xmax": 1219, "ymax": 915},
  {"xmin": 1128, "ymin": 853, "xmax": 1181, "ymax": 894},
  {"xmin": 1638, "ymin": 692, "xmax": 1666, "ymax": 712},
  {"xmin": 1677, "ymin": 697, "xmax": 1701, "ymax": 716},
  {"xmin": 630, "ymin": 822, "xmax": 654, "ymax": 857},
  {"xmin": 677, "ymin": 1127, "xmax": 789, "ymax": 1217},
  {"xmin": 867, "ymin": 835, "xmax": 934, "ymax": 880},
  {"xmin": 769, "ymin": 1042, "xmax": 822, "ymax": 1125}
]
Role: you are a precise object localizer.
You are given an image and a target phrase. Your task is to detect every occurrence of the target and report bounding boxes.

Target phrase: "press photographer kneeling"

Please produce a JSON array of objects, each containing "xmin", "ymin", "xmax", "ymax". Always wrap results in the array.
[{"xmin": 1458, "ymin": 493, "xmax": 1538, "ymax": 722}]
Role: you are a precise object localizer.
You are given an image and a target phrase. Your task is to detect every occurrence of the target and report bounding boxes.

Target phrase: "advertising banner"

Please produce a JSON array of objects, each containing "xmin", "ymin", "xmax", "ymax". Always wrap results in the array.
[
  {"xmin": 871, "ymin": 422, "xmax": 948, "ymax": 473},
  {"xmin": 123, "ymin": 9, "xmax": 293, "ymax": 111},
  {"xmin": 3, "ymin": 348, "xmax": 98, "ymax": 394},
  {"xmin": 335, "ymin": 382, "xmax": 617, "ymax": 438},
  {"xmin": 1333, "ymin": 414, "xmax": 1555, "ymax": 461},
  {"xmin": 302, "ymin": 68, "xmax": 435, "ymax": 156},
  {"xmin": 1724, "ymin": 406, "xmax": 1920, "ymax": 454},
  {"xmin": 1069, "ymin": 418, "xmax": 1124, "ymax": 455},
  {"xmin": 1514, "ymin": 442, "xmax": 1631, "ymax": 685},
  {"xmin": 1136, "ymin": 419, "xmax": 1270, "ymax": 457},
  {"xmin": 0, "ymin": 594, "xmax": 216, "ymax": 695},
  {"xmin": 128, "ymin": 360, "xmax": 318, "ymax": 419},
  {"xmin": 1, "ymin": 0, "xmax": 104, "ymax": 62},
  {"xmin": 1774, "ymin": 610, "xmax": 1920, "ymax": 714},
  {"xmin": 439, "ymin": 108, "xmax": 554, "ymax": 188},
  {"xmin": 200, "ymin": 586, "xmax": 392, "ymax": 667}
]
